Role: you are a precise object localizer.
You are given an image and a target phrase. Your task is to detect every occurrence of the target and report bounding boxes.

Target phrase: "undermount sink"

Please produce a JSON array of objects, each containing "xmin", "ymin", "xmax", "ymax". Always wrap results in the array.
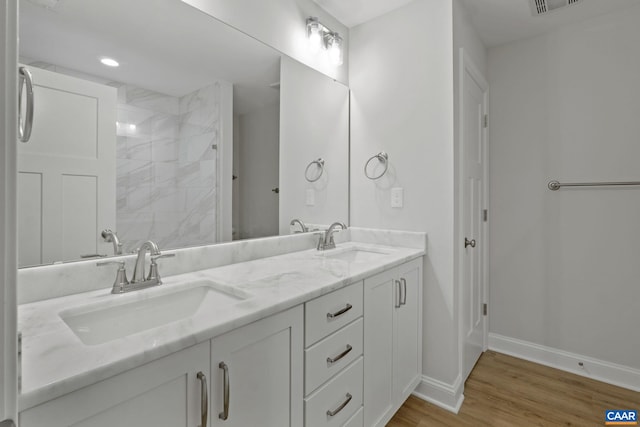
[
  {"xmin": 321, "ymin": 247, "xmax": 390, "ymax": 263},
  {"xmin": 60, "ymin": 280, "xmax": 248, "ymax": 345}
]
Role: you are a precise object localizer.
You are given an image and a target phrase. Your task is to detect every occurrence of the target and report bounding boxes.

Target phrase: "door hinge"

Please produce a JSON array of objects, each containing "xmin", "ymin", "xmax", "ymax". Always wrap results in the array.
[
  {"xmin": 483, "ymin": 114, "xmax": 488, "ymax": 128},
  {"xmin": 483, "ymin": 209, "xmax": 488, "ymax": 222},
  {"xmin": 483, "ymin": 303, "xmax": 488, "ymax": 316}
]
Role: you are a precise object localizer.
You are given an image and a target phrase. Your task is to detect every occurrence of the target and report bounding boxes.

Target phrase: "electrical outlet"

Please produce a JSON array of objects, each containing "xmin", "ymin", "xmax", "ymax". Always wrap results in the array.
[
  {"xmin": 306, "ymin": 189, "xmax": 315, "ymax": 206},
  {"xmin": 391, "ymin": 187, "xmax": 403, "ymax": 208}
]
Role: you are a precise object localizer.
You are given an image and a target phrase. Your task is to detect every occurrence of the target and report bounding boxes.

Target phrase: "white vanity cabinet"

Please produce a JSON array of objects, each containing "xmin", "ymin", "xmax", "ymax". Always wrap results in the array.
[
  {"xmin": 19, "ymin": 341, "xmax": 210, "ymax": 427},
  {"xmin": 363, "ymin": 258, "xmax": 423, "ymax": 427},
  {"xmin": 209, "ymin": 305, "xmax": 303, "ymax": 427}
]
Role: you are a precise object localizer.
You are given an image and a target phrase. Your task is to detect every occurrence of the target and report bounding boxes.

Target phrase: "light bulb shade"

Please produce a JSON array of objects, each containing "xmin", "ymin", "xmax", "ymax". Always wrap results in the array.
[
  {"xmin": 327, "ymin": 33, "xmax": 343, "ymax": 66},
  {"xmin": 306, "ymin": 18, "xmax": 323, "ymax": 55}
]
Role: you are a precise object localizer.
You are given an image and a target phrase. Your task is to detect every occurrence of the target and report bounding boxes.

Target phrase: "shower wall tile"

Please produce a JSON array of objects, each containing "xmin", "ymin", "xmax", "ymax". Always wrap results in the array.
[
  {"xmin": 151, "ymin": 138, "xmax": 179, "ymax": 162},
  {"xmin": 113, "ymin": 82, "xmax": 221, "ymax": 251}
]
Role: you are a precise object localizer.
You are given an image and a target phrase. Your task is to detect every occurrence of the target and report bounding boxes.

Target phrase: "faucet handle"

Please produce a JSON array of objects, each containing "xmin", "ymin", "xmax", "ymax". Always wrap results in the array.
[
  {"xmin": 150, "ymin": 253, "xmax": 176, "ymax": 262},
  {"xmin": 97, "ymin": 261, "xmax": 129, "ymax": 294},
  {"xmin": 147, "ymin": 253, "xmax": 175, "ymax": 283}
]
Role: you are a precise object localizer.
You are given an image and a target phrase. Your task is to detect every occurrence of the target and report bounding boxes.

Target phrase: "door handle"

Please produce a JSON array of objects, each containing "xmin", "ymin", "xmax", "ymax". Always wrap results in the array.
[
  {"xmin": 400, "ymin": 278, "xmax": 407, "ymax": 306},
  {"xmin": 219, "ymin": 362, "xmax": 230, "ymax": 421},
  {"xmin": 271, "ymin": 187, "xmax": 279, "ymax": 194},
  {"xmin": 197, "ymin": 371, "xmax": 208, "ymax": 427},
  {"xmin": 18, "ymin": 66, "xmax": 34, "ymax": 143},
  {"xmin": 464, "ymin": 238, "xmax": 476, "ymax": 248},
  {"xmin": 395, "ymin": 280, "xmax": 401, "ymax": 308}
]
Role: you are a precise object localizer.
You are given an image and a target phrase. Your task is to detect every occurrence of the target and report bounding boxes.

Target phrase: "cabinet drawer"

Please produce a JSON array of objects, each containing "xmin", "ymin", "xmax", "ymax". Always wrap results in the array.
[
  {"xmin": 305, "ymin": 357, "xmax": 363, "ymax": 427},
  {"xmin": 305, "ymin": 281, "xmax": 363, "ymax": 346},
  {"xmin": 305, "ymin": 318, "xmax": 363, "ymax": 395},
  {"xmin": 343, "ymin": 406, "xmax": 363, "ymax": 427}
]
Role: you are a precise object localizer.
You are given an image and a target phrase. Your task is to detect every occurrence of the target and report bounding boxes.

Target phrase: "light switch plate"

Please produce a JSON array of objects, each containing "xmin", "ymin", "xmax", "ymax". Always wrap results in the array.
[
  {"xmin": 391, "ymin": 187, "xmax": 403, "ymax": 208},
  {"xmin": 306, "ymin": 189, "xmax": 315, "ymax": 206}
]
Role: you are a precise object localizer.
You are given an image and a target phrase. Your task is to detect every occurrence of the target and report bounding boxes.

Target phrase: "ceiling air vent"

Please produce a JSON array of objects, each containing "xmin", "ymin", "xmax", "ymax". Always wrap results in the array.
[{"xmin": 530, "ymin": 0, "xmax": 582, "ymax": 16}]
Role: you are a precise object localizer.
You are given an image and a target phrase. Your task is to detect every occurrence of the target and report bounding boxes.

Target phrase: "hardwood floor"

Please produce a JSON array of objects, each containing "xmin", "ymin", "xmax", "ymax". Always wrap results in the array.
[{"xmin": 388, "ymin": 351, "xmax": 640, "ymax": 426}]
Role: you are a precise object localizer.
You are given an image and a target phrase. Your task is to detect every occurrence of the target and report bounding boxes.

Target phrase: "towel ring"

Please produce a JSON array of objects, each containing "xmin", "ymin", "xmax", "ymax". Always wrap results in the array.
[
  {"xmin": 364, "ymin": 152, "xmax": 389, "ymax": 180},
  {"xmin": 305, "ymin": 158, "xmax": 325, "ymax": 182}
]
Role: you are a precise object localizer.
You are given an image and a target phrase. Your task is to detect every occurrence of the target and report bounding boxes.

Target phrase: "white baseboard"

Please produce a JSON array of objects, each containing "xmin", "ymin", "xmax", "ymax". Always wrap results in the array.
[
  {"xmin": 489, "ymin": 333, "xmax": 640, "ymax": 392},
  {"xmin": 412, "ymin": 374, "xmax": 464, "ymax": 414}
]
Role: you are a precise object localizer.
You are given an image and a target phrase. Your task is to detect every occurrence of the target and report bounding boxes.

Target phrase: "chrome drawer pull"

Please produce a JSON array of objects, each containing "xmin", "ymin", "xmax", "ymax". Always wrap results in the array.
[
  {"xmin": 400, "ymin": 278, "xmax": 407, "ymax": 306},
  {"xmin": 327, "ymin": 303, "xmax": 352, "ymax": 319},
  {"xmin": 196, "ymin": 371, "xmax": 208, "ymax": 427},
  {"xmin": 219, "ymin": 362, "xmax": 230, "ymax": 421},
  {"xmin": 326, "ymin": 345, "xmax": 353, "ymax": 366},
  {"xmin": 326, "ymin": 393, "xmax": 352, "ymax": 417}
]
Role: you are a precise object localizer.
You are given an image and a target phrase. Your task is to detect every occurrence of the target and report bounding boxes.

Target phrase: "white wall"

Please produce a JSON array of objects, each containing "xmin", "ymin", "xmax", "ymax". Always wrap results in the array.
[
  {"xmin": 279, "ymin": 57, "xmax": 349, "ymax": 233},
  {"xmin": 181, "ymin": 0, "xmax": 349, "ymax": 84},
  {"xmin": 349, "ymin": 0, "xmax": 458, "ymax": 399},
  {"xmin": 488, "ymin": 4, "xmax": 640, "ymax": 373},
  {"xmin": 236, "ymin": 103, "xmax": 280, "ymax": 239}
]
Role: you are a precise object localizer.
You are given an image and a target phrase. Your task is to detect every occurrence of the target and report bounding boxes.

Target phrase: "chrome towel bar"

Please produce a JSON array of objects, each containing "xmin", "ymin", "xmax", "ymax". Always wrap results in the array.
[{"xmin": 548, "ymin": 180, "xmax": 640, "ymax": 191}]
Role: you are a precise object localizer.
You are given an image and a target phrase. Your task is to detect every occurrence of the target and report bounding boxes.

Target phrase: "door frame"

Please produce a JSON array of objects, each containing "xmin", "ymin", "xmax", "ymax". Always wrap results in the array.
[
  {"xmin": 0, "ymin": 1, "xmax": 19, "ymax": 424},
  {"xmin": 457, "ymin": 48, "xmax": 489, "ymax": 380}
]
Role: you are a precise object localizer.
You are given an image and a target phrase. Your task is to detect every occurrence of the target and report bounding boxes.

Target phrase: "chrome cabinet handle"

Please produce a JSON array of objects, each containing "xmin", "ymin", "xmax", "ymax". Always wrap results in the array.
[
  {"xmin": 395, "ymin": 280, "xmax": 401, "ymax": 308},
  {"xmin": 326, "ymin": 344, "xmax": 353, "ymax": 366},
  {"xmin": 18, "ymin": 66, "xmax": 34, "ymax": 143},
  {"xmin": 465, "ymin": 237, "xmax": 476, "ymax": 248},
  {"xmin": 326, "ymin": 393, "xmax": 352, "ymax": 417},
  {"xmin": 400, "ymin": 278, "xmax": 407, "ymax": 306},
  {"xmin": 197, "ymin": 371, "xmax": 208, "ymax": 427},
  {"xmin": 219, "ymin": 362, "xmax": 230, "ymax": 421},
  {"xmin": 327, "ymin": 303, "xmax": 352, "ymax": 319}
]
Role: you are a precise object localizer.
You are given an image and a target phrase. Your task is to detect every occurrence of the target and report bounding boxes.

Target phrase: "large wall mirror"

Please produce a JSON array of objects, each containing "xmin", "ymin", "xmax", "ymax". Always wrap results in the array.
[{"xmin": 18, "ymin": 0, "xmax": 349, "ymax": 268}]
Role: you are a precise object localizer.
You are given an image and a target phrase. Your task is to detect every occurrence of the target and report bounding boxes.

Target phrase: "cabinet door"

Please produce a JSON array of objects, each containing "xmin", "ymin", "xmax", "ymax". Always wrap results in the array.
[
  {"xmin": 20, "ymin": 342, "xmax": 210, "ymax": 427},
  {"xmin": 210, "ymin": 306, "xmax": 303, "ymax": 427},
  {"xmin": 363, "ymin": 268, "xmax": 396, "ymax": 427},
  {"xmin": 393, "ymin": 258, "xmax": 423, "ymax": 404}
]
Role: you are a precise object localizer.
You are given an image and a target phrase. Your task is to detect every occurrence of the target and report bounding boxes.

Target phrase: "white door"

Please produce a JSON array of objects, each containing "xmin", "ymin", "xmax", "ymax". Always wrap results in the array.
[
  {"xmin": 19, "ymin": 342, "xmax": 210, "ymax": 427},
  {"xmin": 210, "ymin": 306, "xmax": 303, "ymax": 427},
  {"xmin": 1, "ymin": 3, "xmax": 18, "ymax": 426},
  {"xmin": 461, "ymin": 50, "xmax": 489, "ymax": 381},
  {"xmin": 363, "ymin": 268, "xmax": 395, "ymax": 427},
  {"xmin": 17, "ymin": 66, "xmax": 116, "ymax": 266},
  {"xmin": 393, "ymin": 259, "xmax": 422, "ymax": 404}
]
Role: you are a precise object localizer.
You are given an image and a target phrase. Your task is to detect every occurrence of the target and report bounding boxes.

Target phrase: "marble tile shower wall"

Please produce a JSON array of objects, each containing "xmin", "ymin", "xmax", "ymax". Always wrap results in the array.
[{"xmin": 115, "ymin": 83, "xmax": 221, "ymax": 252}]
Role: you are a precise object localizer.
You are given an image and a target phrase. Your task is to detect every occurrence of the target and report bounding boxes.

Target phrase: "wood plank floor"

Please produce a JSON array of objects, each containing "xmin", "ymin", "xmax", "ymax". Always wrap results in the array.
[{"xmin": 388, "ymin": 351, "xmax": 640, "ymax": 426}]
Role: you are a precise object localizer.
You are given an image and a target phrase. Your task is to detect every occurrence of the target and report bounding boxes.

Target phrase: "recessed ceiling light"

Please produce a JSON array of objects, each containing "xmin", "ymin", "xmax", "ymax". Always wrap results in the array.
[{"xmin": 100, "ymin": 57, "xmax": 119, "ymax": 67}]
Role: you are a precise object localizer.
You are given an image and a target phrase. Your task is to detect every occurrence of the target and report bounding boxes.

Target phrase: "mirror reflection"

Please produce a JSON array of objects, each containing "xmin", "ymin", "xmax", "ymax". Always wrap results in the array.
[{"xmin": 17, "ymin": 0, "xmax": 350, "ymax": 268}]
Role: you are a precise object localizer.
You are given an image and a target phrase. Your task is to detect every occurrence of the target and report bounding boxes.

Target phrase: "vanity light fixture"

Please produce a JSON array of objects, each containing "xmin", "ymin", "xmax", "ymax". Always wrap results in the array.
[
  {"xmin": 305, "ymin": 17, "xmax": 343, "ymax": 66},
  {"xmin": 100, "ymin": 57, "xmax": 119, "ymax": 67},
  {"xmin": 326, "ymin": 32, "xmax": 343, "ymax": 66}
]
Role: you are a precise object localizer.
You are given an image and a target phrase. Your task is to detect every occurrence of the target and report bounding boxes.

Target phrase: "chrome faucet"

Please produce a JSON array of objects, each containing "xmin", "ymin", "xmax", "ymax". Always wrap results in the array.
[
  {"xmin": 98, "ymin": 240, "xmax": 175, "ymax": 294},
  {"xmin": 317, "ymin": 222, "xmax": 347, "ymax": 251},
  {"xmin": 101, "ymin": 229, "xmax": 123, "ymax": 255},
  {"xmin": 290, "ymin": 219, "xmax": 309, "ymax": 233}
]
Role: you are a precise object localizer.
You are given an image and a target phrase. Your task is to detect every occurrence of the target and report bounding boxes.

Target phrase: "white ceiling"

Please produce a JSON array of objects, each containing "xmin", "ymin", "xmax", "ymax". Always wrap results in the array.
[
  {"xmin": 458, "ymin": 0, "xmax": 640, "ymax": 47},
  {"xmin": 311, "ymin": 0, "xmax": 415, "ymax": 28},
  {"xmin": 20, "ymin": 0, "xmax": 281, "ymax": 115},
  {"xmin": 313, "ymin": 0, "xmax": 640, "ymax": 47}
]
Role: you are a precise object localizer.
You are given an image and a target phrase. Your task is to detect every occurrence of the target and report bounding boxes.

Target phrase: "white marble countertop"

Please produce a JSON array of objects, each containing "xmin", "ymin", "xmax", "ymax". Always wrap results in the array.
[{"xmin": 18, "ymin": 239, "xmax": 424, "ymax": 410}]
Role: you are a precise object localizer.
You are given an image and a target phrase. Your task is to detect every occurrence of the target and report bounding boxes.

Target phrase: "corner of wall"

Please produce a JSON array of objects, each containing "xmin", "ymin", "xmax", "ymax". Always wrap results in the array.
[{"xmin": 413, "ymin": 374, "xmax": 464, "ymax": 414}]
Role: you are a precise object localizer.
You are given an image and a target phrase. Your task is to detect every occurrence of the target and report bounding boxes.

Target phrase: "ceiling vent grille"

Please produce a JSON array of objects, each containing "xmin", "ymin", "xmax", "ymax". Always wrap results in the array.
[{"xmin": 530, "ymin": 0, "xmax": 582, "ymax": 16}]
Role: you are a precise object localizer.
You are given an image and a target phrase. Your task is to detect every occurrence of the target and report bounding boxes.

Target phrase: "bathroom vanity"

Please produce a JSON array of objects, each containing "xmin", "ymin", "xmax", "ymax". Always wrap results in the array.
[{"xmin": 17, "ymin": 229, "xmax": 425, "ymax": 427}]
